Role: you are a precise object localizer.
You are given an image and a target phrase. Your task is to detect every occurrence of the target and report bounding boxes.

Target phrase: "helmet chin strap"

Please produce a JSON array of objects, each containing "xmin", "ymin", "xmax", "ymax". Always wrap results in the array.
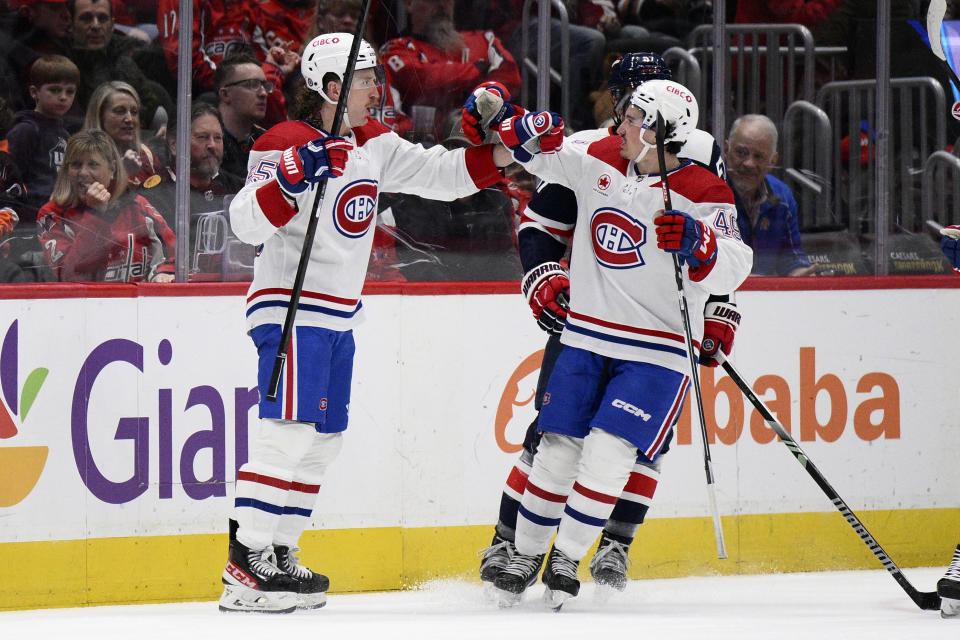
[{"xmin": 634, "ymin": 138, "xmax": 657, "ymax": 165}]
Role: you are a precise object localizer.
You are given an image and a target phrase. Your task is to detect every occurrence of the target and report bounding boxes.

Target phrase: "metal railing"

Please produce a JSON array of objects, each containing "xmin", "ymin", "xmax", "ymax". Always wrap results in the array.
[
  {"xmin": 781, "ymin": 100, "xmax": 833, "ymax": 230},
  {"xmin": 519, "ymin": 0, "xmax": 570, "ymax": 123}
]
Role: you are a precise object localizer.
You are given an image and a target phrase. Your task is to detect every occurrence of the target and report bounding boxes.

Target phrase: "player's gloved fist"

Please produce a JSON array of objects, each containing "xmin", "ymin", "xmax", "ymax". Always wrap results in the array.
[
  {"xmin": 522, "ymin": 261, "xmax": 570, "ymax": 335},
  {"xmin": 699, "ymin": 299, "xmax": 740, "ymax": 367},
  {"xmin": 654, "ymin": 210, "xmax": 717, "ymax": 267},
  {"xmin": 461, "ymin": 81, "xmax": 525, "ymax": 146},
  {"xmin": 276, "ymin": 135, "xmax": 354, "ymax": 196},
  {"xmin": 941, "ymin": 224, "xmax": 960, "ymax": 272},
  {"xmin": 498, "ymin": 111, "xmax": 564, "ymax": 163}
]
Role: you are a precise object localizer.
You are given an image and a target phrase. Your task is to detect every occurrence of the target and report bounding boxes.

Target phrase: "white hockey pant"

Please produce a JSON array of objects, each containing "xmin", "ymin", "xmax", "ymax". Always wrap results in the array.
[{"xmin": 234, "ymin": 418, "xmax": 343, "ymax": 550}]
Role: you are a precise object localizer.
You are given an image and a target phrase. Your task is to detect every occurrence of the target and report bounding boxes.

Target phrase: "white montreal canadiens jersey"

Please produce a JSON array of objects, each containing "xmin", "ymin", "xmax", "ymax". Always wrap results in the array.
[
  {"xmin": 521, "ymin": 135, "xmax": 753, "ymax": 373},
  {"xmin": 230, "ymin": 119, "xmax": 499, "ymax": 331}
]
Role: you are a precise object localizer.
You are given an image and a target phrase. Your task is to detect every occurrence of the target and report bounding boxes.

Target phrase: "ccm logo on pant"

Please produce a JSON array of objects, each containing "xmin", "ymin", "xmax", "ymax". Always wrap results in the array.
[{"xmin": 612, "ymin": 398, "xmax": 651, "ymax": 421}]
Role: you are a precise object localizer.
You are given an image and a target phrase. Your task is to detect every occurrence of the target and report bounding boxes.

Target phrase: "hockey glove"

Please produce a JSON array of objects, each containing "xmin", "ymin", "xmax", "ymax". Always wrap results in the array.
[
  {"xmin": 654, "ymin": 210, "xmax": 718, "ymax": 268},
  {"xmin": 700, "ymin": 299, "xmax": 740, "ymax": 367},
  {"xmin": 461, "ymin": 81, "xmax": 525, "ymax": 146},
  {"xmin": 941, "ymin": 224, "xmax": 960, "ymax": 273},
  {"xmin": 276, "ymin": 136, "xmax": 354, "ymax": 197},
  {"xmin": 498, "ymin": 111, "xmax": 564, "ymax": 163},
  {"xmin": 521, "ymin": 261, "xmax": 570, "ymax": 335}
]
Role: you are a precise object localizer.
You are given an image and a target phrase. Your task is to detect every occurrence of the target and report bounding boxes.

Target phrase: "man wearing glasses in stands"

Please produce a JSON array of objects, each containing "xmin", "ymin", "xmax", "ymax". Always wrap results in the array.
[{"xmin": 216, "ymin": 54, "xmax": 273, "ymax": 180}]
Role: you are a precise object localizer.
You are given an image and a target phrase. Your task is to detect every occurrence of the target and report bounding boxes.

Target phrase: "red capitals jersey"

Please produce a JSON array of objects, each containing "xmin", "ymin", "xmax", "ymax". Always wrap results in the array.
[
  {"xmin": 380, "ymin": 30, "xmax": 521, "ymax": 118},
  {"xmin": 157, "ymin": 0, "xmax": 292, "ymax": 124},
  {"xmin": 38, "ymin": 194, "xmax": 176, "ymax": 282}
]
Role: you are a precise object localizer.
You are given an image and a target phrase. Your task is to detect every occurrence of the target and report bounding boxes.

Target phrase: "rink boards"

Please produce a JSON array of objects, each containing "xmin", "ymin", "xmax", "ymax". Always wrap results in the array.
[{"xmin": 0, "ymin": 278, "xmax": 958, "ymax": 609}]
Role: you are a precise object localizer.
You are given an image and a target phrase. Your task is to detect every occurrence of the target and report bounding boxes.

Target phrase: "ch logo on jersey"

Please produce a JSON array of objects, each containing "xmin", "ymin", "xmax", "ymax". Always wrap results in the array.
[
  {"xmin": 597, "ymin": 174, "xmax": 611, "ymax": 191},
  {"xmin": 333, "ymin": 179, "xmax": 379, "ymax": 238},
  {"xmin": 591, "ymin": 207, "xmax": 647, "ymax": 269}
]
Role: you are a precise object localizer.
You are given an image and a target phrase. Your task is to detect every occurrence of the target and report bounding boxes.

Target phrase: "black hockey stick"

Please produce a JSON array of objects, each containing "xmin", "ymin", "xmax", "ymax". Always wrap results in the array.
[
  {"xmin": 266, "ymin": 2, "xmax": 372, "ymax": 402},
  {"xmin": 655, "ymin": 112, "xmax": 727, "ymax": 559},
  {"xmin": 715, "ymin": 352, "xmax": 941, "ymax": 611}
]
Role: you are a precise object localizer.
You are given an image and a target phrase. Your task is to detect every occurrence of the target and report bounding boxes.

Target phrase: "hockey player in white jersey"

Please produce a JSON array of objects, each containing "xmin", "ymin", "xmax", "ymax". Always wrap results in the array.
[
  {"xmin": 464, "ymin": 54, "xmax": 741, "ymax": 598},
  {"xmin": 220, "ymin": 32, "xmax": 515, "ymax": 614},
  {"xmin": 487, "ymin": 80, "xmax": 752, "ymax": 608}
]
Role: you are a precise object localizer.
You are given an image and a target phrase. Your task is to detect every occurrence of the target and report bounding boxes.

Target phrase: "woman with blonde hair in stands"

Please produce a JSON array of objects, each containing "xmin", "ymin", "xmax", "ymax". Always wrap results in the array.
[
  {"xmin": 83, "ymin": 80, "xmax": 160, "ymax": 190},
  {"xmin": 37, "ymin": 129, "xmax": 176, "ymax": 282}
]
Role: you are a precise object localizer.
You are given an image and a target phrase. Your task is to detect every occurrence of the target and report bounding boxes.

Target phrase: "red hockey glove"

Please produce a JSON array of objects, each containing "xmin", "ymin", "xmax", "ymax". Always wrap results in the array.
[
  {"xmin": 276, "ymin": 136, "xmax": 354, "ymax": 197},
  {"xmin": 699, "ymin": 299, "xmax": 740, "ymax": 367},
  {"xmin": 498, "ymin": 111, "xmax": 564, "ymax": 163},
  {"xmin": 941, "ymin": 225, "xmax": 960, "ymax": 273},
  {"xmin": 654, "ymin": 209, "xmax": 717, "ymax": 268},
  {"xmin": 521, "ymin": 261, "xmax": 570, "ymax": 335},
  {"xmin": 461, "ymin": 81, "xmax": 525, "ymax": 146}
]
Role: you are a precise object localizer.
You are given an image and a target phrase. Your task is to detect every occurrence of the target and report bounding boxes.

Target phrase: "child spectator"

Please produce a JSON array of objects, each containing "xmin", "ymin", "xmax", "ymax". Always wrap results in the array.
[{"xmin": 5, "ymin": 55, "xmax": 79, "ymax": 225}]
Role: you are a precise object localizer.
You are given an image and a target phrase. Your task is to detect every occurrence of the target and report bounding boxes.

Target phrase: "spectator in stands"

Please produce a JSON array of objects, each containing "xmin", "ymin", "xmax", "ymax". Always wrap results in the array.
[
  {"xmin": 214, "ymin": 55, "xmax": 271, "ymax": 180},
  {"xmin": 143, "ymin": 102, "xmax": 243, "ymax": 231},
  {"xmin": 733, "ymin": 0, "xmax": 842, "ymax": 28},
  {"xmin": 0, "ymin": 0, "xmax": 72, "ymax": 112},
  {"xmin": 156, "ymin": 0, "xmax": 301, "ymax": 128},
  {"xmin": 724, "ymin": 113, "xmax": 817, "ymax": 276},
  {"xmin": 380, "ymin": 0, "xmax": 521, "ymax": 141},
  {"xmin": 84, "ymin": 81, "xmax": 161, "ymax": 192},
  {"xmin": 69, "ymin": 0, "xmax": 174, "ymax": 131},
  {"xmin": 5, "ymin": 55, "xmax": 79, "ymax": 225},
  {"xmin": 37, "ymin": 129, "xmax": 176, "ymax": 282}
]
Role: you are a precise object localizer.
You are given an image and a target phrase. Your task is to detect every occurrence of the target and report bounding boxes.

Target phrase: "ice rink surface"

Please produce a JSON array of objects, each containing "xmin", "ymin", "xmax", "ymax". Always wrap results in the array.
[{"xmin": 2, "ymin": 567, "xmax": 955, "ymax": 640}]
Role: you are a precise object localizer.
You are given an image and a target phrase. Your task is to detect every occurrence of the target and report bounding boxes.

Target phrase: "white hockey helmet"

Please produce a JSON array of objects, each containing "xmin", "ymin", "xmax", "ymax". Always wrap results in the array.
[
  {"xmin": 301, "ymin": 32, "xmax": 385, "ymax": 103},
  {"xmin": 623, "ymin": 79, "xmax": 698, "ymax": 145}
]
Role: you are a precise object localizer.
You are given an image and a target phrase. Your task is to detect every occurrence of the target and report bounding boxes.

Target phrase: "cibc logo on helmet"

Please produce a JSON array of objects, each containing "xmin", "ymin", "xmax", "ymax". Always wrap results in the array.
[
  {"xmin": 666, "ymin": 84, "xmax": 693, "ymax": 103},
  {"xmin": 314, "ymin": 36, "xmax": 341, "ymax": 47}
]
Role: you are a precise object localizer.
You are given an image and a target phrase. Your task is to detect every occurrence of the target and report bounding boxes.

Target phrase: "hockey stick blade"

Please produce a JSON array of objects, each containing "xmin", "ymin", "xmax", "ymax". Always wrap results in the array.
[{"xmin": 715, "ymin": 353, "xmax": 941, "ymax": 611}]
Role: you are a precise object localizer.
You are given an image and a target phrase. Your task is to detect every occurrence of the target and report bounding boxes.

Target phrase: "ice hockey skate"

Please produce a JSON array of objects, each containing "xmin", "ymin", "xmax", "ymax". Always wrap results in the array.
[
  {"xmin": 541, "ymin": 545, "xmax": 580, "ymax": 611},
  {"xmin": 939, "ymin": 544, "xmax": 960, "ymax": 618},
  {"xmin": 479, "ymin": 533, "xmax": 515, "ymax": 583},
  {"xmin": 589, "ymin": 533, "xmax": 630, "ymax": 601},
  {"xmin": 219, "ymin": 539, "xmax": 299, "ymax": 614},
  {"xmin": 492, "ymin": 550, "xmax": 544, "ymax": 607},
  {"xmin": 274, "ymin": 545, "xmax": 330, "ymax": 610}
]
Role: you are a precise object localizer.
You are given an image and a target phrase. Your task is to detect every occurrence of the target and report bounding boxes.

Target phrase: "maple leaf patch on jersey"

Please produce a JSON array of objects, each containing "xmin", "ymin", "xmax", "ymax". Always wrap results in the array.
[{"xmin": 591, "ymin": 207, "xmax": 647, "ymax": 268}]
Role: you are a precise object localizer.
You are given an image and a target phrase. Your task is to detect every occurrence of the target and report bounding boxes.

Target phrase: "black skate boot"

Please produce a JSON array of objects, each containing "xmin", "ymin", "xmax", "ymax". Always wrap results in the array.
[
  {"xmin": 492, "ymin": 549, "xmax": 545, "ymax": 607},
  {"xmin": 939, "ymin": 544, "xmax": 960, "ymax": 618},
  {"xmin": 274, "ymin": 545, "xmax": 330, "ymax": 610},
  {"xmin": 219, "ymin": 539, "xmax": 299, "ymax": 613},
  {"xmin": 479, "ymin": 533, "xmax": 515, "ymax": 584},
  {"xmin": 542, "ymin": 546, "xmax": 580, "ymax": 611},
  {"xmin": 589, "ymin": 532, "xmax": 631, "ymax": 596}
]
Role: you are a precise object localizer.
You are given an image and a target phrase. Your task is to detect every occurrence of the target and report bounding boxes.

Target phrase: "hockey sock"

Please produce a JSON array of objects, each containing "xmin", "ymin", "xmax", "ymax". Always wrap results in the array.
[
  {"xmin": 234, "ymin": 460, "xmax": 295, "ymax": 551},
  {"xmin": 495, "ymin": 449, "xmax": 534, "ymax": 540},
  {"xmin": 555, "ymin": 428, "xmax": 637, "ymax": 560},
  {"xmin": 274, "ymin": 432, "xmax": 343, "ymax": 548},
  {"xmin": 603, "ymin": 457, "xmax": 661, "ymax": 544},
  {"xmin": 514, "ymin": 433, "xmax": 582, "ymax": 556}
]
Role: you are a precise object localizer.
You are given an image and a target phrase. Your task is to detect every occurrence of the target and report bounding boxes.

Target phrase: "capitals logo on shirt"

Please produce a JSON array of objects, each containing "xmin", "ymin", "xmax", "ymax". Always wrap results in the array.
[
  {"xmin": 591, "ymin": 207, "xmax": 647, "ymax": 269},
  {"xmin": 333, "ymin": 179, "xmax": 379, "ymax": 238}
]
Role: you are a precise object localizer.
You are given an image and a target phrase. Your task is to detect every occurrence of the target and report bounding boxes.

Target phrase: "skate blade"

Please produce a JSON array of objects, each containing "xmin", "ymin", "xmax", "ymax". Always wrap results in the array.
[
  {"xmin": 942, "ymin": 597, "xmax": 960, "ymax": 619},
  {"xmin": 543, "ymin": 587, "xmax": 573, "ymax": 611},
  {"xmin": 218, "ymin": 586, "xmax": 297, "ymax": 614},
  {"xmin": 592, "ymin": 583, "xmax": 618, "ymax": 605},
  {"xmin": 296, "ymin": 592, "xmax": 328, "ymax": 610},
  {"xmin": 494, "ymin": 587, "xmax": 523, "ymax": 608}
]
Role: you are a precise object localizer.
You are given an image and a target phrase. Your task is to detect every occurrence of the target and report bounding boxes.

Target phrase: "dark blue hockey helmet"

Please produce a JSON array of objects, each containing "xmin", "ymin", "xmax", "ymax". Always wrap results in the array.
[{"xmin": 607, "ymin": 52, "xmax": 672, "ymax": 107}]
